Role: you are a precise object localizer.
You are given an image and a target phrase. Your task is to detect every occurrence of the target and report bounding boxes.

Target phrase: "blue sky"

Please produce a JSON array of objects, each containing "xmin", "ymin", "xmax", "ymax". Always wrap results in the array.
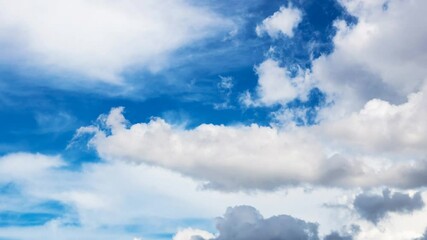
[{"xmin": 1, "ymin": 0, "xmax": 427, "ymax": 239}]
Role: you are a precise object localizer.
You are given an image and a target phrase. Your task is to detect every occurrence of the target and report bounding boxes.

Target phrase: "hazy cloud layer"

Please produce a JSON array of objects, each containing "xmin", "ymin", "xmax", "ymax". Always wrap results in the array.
[
  {"xmin": 354, "ymin": 189, "xmax": 424, "ymax": 224},
  {"xmin": 0, "ymin": 0, "xmax": 228, "ymax": 83}
]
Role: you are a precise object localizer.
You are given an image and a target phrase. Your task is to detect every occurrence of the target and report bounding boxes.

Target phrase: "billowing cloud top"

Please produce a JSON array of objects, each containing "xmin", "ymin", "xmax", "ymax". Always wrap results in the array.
[{"xmin": 353, "ymin": 189, "xmax": 424, "ymax": 224}]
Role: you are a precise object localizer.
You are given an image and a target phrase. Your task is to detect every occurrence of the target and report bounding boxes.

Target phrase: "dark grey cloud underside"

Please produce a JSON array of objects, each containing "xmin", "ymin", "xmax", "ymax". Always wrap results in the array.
[
  {"xmin": 323, "ymin": 232, "xmax": 353, "ymax": 240},
  {"xmin": 414, "ymin": 229, "xmax": 427, "ymax": 240},
  {"xmin": 354, "ymin": 189, "xmax": 424, "ymax": 224},
  {"xmin": 191, "ymin": 206, "xmax": 360, "ymax": 240},
  {"xmin": 212, "ymin": 205, "xmax": 319, "ymax": 240}
]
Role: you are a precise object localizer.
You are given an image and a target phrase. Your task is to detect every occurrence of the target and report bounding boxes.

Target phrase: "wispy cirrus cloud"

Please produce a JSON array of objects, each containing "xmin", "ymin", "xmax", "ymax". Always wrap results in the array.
[{"xmin": 0, "ymin": 0, "xmax": 231, "ymax": 84}]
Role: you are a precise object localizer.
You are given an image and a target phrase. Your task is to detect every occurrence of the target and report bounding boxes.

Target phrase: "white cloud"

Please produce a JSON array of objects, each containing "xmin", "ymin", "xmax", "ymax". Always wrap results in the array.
[
  {"xmin": 256, "ymin": 6, "xmax": 302, "ymax": 38},
  {"xmin": 0, "ymin": 0, "xmax": 229, "ymax": 83},
  {"xmin": 0, "ymin": 152, "xmax": 64, "ymax": 183},
  {"xmin": 242, "ymin": 59, "xmax": 312, "ymax": 107},
  {"xmin": 312, "ymin": 0, "xmax": 427, "ymax": 115},
  {"xmin": 319, "ymin": 85, "xmax": 427, "ymax": 158},
  {"xmin": 79, "ymin": 104, "xmax": 427, "ymax": 190},
  {"xmin": 173, "ymin": 228, "xmax": 215, "ymax": 240}
]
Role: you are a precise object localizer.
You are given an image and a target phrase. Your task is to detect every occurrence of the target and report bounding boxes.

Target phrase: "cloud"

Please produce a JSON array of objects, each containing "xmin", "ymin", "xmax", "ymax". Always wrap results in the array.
[
  {"xmin": 173, "ymin": 228, "xmax": 215, "ymax": 240},
  {"xmin": 323, "ymin": 232, "xmax": 352, "ymax": 240},
  {"xmin": 0, "ymin": 152, "xmax": 64, "ymax": 183},
  {"xmin": 319, "ymin": 85, "xmax": 427, "ymax": 158},
  {"xmin": 353, "ymin": 189, "xmax": 425, "ymax": 224},
  {"xmin": 2, "ymin": 152, "xmax": 427, "ymax": 239},
  {"xmin": 414, "ymin": 229, "xmax": 427, "ymax": 240},
  {"xmin": 241, "ymin": 58, "xmax": 313, "ymax": 107},
  {"xmin": 172, "ymin": 206, "xmax": 364, "ymax": 240},
  {"xmin": 212, "ymin": 205, "xmax": 319, "ymax": 240},
  {"xmin": 312, "ymin": 0, "xmax": 427, "ymax": 114},
  {"xmin": 256, "ymin": 6, "xmax": 302, "ymax": 38},
  {"xmin": 76, "ymin": 106, "xmax": 427, "ymax": 191},
  {"xmin": 0, "ymin": 0, "xmax": 229, "ymax": 83}
]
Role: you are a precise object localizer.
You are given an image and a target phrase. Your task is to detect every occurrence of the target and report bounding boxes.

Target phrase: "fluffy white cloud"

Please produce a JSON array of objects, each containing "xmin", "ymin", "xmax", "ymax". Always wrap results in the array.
[
  {"xmin": 312, "ymin": 0, "xmax": 427, "ymax": 114},
  {"xmin": 241, "ymin": 59, "xmax": 312, "ymax": 107},
  {"xmin": 0, "ymin": 0, "xmax": 228, "ymax": 83},
  {"xmin": 78, "ymin": 104, "xmax": 427, "ymax": 190},
  {"xmin": 319, "ymin": 85, "xmax": 427, "ymax": 158},
  {"xmin": 173, "ymin": 228, "xmax": 215, "ymax": 240},
  {"xmin": 256, "ymin": 6, "xmax": 302, "ymax": 38}
]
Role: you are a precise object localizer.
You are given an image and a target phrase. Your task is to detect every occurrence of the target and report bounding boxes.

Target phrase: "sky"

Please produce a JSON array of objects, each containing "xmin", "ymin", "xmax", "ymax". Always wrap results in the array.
[{"xmin": 0, "ymin": 0, "xmax": 427, "ymax": 239}]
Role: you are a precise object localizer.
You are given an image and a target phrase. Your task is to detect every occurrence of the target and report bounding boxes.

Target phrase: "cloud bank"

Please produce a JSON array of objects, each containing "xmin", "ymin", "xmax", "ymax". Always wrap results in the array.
[{"xmin": 77, "ymin": 106, "xmax": 427, "ymax": 191}]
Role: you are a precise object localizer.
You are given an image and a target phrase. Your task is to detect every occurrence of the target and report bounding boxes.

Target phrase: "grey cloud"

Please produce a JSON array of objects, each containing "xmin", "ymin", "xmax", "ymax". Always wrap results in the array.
[
  {"xmin": 212, "ymin": 205, "xmax": 319, "ymax": 240},
  {"xmin": 191, "ymin": 236, "xmax": 207, "ymax": 240},
  {"xmin": 187, "ymin": 206, "xmax": 360, "ymax": 240},
  {"xmin": 323, "ymin": 232, "xmax": 352, "ymax": 240},
  {"xmin": 414, "ymin": 229, "xmax": 427, "ymax": 240},
  {"xmin": 322, "ymin": 224, "xmax": 360, "ymax": 240},
  {"xmin": 353, "ymin": 189, "xmax": 424, "ymax": 224}
]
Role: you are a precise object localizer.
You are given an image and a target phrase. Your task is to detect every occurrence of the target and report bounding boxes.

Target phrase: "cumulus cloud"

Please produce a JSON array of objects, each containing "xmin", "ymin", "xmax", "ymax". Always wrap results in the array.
[
  {"xmin": 0, "ymin": 0, "xmax": 228, "ymax": 83},
  {"xmin": 256, "ymin": 6, "xmax": 302, "ymax": 38},
  {"xmin": 172, "ymin": 206, "xmax": 364, "ymax": 240},
  {"xmin": 353, "ymin": 189, "xmax": 424, "ymax": 224},
  {"xmin": 212, "ymin": 205, "xmax": 319, "ymax": 240},
  {"xmin": 76, "ymin": 106, "xmax": 427, "ymax": 191},
  {"xmin": 312, "ymin": 0, "xmax": 427, "ymax": 114},
  {"xmin": 173, "ymin": 228, "xmax": 215, "ymax": 240},
  {"xmin": 78, "ymin": 107, "xmax": 329, "ymax": 190},
  {"xmin": 319, "ymin": 85, "xmax": 427, "ymax": 158},
  {"xmin": 241, "ymin": 58, "xmax": 312, "ymax": 107}
]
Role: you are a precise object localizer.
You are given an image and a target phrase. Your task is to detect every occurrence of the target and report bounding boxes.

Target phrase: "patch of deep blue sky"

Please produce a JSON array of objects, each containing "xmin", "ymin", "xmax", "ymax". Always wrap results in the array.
[{"xmin": 0, "ymin": 0, "xmax": 355, "ymax": 156}]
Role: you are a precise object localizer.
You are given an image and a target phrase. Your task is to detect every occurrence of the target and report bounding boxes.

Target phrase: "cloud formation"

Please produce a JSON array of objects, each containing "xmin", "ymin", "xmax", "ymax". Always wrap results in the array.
[
  {"xmin": 242, "ymin": 59, "xmax": 312, "ymax": 107},
  {"xmin": 256, "ymin": 6, "xmax": 302, "ymax": 38},
  {"xmin": 173, "ymin": 228, "xmax": 215, "ymax": 240},
  {"xmin": 174, "ymin": 206, "xmax": 363, "ymax": 240},
  {"xmin": 414, "ymin": 229, "xmax": 427, "ymax": 240},
  {"xmin": 78, "ymin": 106, "xmax": 427, "ymax": 191},
  {"xmin": 353, "ymin": 189, "xmax": 424, "ymax": 224},
  {"xmin": 323, "ymin": 232, "xmax": 353, "ymax": 240},
  {"xmin": 204, "ymin": 205, "xmax": 319, "ymax": 240},
  {"xmin": 0, "ymin": 0, "xmax": 228, "ymax": 83},
  {"xmin": 312, "ymin": 0, "xmax": 427, "ymax": 113}
]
